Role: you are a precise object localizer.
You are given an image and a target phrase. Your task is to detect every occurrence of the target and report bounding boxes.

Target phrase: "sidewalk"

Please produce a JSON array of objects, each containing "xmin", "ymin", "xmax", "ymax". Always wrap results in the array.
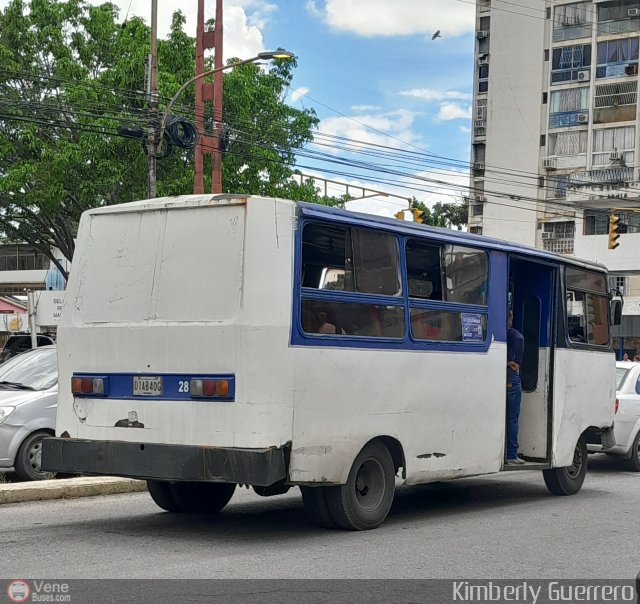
[{"xmin": 0, "ymin": 476, "xmax": 147, "ymax": 505}]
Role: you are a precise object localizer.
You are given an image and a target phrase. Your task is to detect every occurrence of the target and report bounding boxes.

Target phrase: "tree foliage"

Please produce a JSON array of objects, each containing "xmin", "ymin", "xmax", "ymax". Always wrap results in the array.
[
  {"xmin": 0, "ymin": 0, "xmax": 338, "ymax": 277},
  {"xmin": 410, "ymin": 198, "xmax": 469, "ymax": 230}
]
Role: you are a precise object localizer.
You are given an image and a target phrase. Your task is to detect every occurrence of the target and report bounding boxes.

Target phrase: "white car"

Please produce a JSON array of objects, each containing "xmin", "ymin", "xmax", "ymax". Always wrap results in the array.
[{"xmin": 589, "ymin": 361, "xmax": 640, "ymax": 471}]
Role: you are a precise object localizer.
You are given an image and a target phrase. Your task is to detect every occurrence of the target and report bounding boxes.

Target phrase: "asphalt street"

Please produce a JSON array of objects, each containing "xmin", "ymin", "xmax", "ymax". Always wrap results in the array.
[{"xmin": 1, "ymin": 455, "xmax": 638, "ymax": 580}]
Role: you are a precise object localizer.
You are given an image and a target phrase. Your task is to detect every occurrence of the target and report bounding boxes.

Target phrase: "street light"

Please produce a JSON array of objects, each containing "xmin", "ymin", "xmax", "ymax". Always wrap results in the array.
[{"xmin": 160, "ymin": 49, "xmax": 294, "ymax": 141}]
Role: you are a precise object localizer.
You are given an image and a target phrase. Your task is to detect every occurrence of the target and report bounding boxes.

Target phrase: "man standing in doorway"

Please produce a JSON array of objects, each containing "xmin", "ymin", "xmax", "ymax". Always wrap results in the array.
[{"xmin": 506, "ymin": 309, "xmax": 525, "ymax": 465}]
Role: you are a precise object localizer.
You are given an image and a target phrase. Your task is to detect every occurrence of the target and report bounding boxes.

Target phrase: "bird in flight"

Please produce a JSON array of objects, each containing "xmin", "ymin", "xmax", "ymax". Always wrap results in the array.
[{"xmin": 432, "ymin": 30, "xmax": 442, "ymax": 40}]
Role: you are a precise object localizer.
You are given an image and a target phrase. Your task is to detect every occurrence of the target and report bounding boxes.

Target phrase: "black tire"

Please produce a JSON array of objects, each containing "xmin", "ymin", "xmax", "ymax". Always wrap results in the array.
[
  {"xmin": 543, "ymin": 436, "xmax": 588, "ymax": 496},
  {"xmin": 14, "ymin": 431, "xmax": 56, "ymax": 481},
  {"xmin": 147, "ymin": 480, "xmax": 184, "ymax": 512},
  {"xmin": 626, "ymin": 431, "xmax": 640, "ymax": 472},
  {"xmin": 300, "ymin": 485, "xmax": 338, "ymax": 528},
  {"xmin": 169, "ymin": 481, "xmax": 236, "ymax": 514},
  {"xmin": 325, "ymin": 441, "xmax": 395, "ymax": 530}
]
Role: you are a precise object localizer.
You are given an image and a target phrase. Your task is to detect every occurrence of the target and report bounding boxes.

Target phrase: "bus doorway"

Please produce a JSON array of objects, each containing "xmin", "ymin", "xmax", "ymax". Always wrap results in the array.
[{"xmin": 509, "ymin": 258, "xmax": 556, "ymax": 464}]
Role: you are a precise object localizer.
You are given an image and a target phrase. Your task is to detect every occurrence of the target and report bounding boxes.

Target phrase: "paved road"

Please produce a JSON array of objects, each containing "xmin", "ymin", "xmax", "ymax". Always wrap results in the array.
[{"xmin": 1, "ymin": 455, "xmax": 638, "ymax": 580}]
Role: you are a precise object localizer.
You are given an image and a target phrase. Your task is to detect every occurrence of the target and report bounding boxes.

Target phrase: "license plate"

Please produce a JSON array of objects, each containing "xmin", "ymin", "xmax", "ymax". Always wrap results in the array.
[{"xmin": 133, "ymin": 376, "xmax": 163, "ymax": 396}]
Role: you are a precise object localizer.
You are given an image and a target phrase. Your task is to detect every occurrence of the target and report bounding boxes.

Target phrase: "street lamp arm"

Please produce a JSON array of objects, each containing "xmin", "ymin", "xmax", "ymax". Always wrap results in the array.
[{"xmin": 160, "ymin": 50, "xmax": 294, "ymax": 142}]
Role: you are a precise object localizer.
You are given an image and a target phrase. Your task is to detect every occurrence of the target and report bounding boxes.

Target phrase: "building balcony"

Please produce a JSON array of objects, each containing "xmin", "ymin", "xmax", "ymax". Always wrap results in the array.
[{"xmin": 566, "ymin": 166, "xmax": 640, "ymax": 208}]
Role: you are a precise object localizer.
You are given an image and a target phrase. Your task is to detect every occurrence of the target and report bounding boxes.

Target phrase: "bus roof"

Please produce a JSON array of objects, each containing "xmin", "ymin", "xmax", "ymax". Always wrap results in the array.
[
  {"xmin": 84, "ymin": 194, "xmax": 608, "ymax": 274},
  {"xmin": 298, "ymin": 201, "xmax": 609, "ymax": 274}
]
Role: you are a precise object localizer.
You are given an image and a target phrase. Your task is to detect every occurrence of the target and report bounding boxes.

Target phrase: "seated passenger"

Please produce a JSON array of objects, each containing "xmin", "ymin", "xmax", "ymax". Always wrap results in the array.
[{"xmin": 316, "ymin": 311, "xmax": 345, "ymax": 335}]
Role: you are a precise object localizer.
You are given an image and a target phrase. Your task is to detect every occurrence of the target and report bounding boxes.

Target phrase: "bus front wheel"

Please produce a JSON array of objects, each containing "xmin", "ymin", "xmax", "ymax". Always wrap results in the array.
[
  {"xmin": 147, "ymin": 480, "xmax": 184, "ymax": 512},
  {"xmin": 169, "ymin": 481, "xmax": 236, "ymax": 514},
  {"xmin": 543, "ymin": 436, "xmax": 587, "ymax": 496},
  {"xmin": 325, "ymin": 441, "xmax": 395, "ymax": 530}
]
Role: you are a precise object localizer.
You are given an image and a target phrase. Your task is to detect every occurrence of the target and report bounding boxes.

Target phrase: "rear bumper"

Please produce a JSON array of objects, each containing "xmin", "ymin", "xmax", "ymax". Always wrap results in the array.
[{"xmin": 42, "ymin": 437, "xmax": 290, "ymax": 487}]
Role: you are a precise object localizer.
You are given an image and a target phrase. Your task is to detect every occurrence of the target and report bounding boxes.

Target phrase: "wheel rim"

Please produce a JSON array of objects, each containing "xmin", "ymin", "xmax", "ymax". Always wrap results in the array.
[
  {"xmin": 567, "ymin": 442, "xmax": 584, "ymax": 479},
  {"xmin": 354, "ymin": 458, "xmax": 386, "ymax": 511},
  {"xmin": 27, "ymin": 439, "xmax": 46, "ymax": 476}
]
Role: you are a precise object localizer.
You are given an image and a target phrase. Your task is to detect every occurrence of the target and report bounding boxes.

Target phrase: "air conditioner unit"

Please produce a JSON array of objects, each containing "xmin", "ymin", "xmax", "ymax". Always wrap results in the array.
[
  {"xmin": 577, "ymin": 113, "xmax": 589, "ymax": 123},
  {"xmin": 541, "ymin": 232, "xmax": 554, "ymax": 240},
  {"xmin": 473, "ymin": 162, "xmax": 485, "ymax": 173},
  {"xmin": 610, "ymin": 151, "xmax": 623, "ymax": 161},
  {"xmin": 476, "ymin": 30, "xmax": 489, "ymax": 39},
  {"xmin": 542, "ymin": 156, "xmax": 557, "ymax": 170},
  {"xmin": 577, "ymin": 70, "xmax": 590, "ymax": 81},
  {"xmin": 628, "ymin": 8, "xmax": 640, "ymax": 17},
  {"xmin": 478, "ymin": 54, "xmax": 490, "ymax": 65},
  {"xmin": 475, "ymin": 195, "xmax": 487, "ymax": 203},
  {"xmin": 625, "ymin": 64, "xmax": 639, "ymax": 75}
]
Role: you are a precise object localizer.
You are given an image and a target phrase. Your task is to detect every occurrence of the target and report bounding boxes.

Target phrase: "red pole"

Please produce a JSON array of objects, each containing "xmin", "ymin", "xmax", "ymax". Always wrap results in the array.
[
  {"xmin": 193, "ymin": 0, "xmax": 205, "ymax": 194},
  {"xmin": 211, "ymin": 0, "xmax": 224, "ymax": 194}
]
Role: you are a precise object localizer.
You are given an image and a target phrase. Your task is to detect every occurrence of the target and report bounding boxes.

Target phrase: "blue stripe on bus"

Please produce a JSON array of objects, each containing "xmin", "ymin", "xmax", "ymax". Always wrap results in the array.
[{"xmin": 72, "ymin": 373, "xmax": 235, "ymax": 401}]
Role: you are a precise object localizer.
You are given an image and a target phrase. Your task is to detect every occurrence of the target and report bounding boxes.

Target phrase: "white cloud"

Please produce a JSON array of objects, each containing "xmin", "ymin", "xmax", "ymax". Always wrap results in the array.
[
  {"xmin": 351, "ymin": 104, "xmax": 381, "ymax": 112},
  {"xmin": 437, "ymin": 103, "xmax": 472, "ymax": 121},
  {"xmin": 305, "ymin": 0, "xmax": 323, "ymax": 18},
  {"xmin": 458, "ymin": 125, "xmax": 471, "ymax": 134},
  {"xmin": 318, "ymin": 108, "xmax": 420, "ymax": 152},
  {"xmin": 83, "ymin": 1, "xmax": 273, "ymax": 61},
  {"xmin": 400, "ymin": 88, "xmax": 472, "ymax": 102},
  {"xmin": 312, "ymin": 0, "xmax": 474, "ymax": 37},
  {"xmin": 290, "ymin": 87, "xmax": 311, "ymax": 102}
]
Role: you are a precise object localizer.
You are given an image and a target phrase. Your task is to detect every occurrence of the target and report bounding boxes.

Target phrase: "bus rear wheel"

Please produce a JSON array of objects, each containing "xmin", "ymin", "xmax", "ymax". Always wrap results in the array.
[
  {"xmin": 147, "ymin": 480, "xmax": 184, "ymax": 512},
  {"xmin": 169, "ymin": 481, "xmax": 236, "ymax": 514},
  {"xmin": 626, "ymin": 431, "xmax": 640, "ymax": 472},
  {"xmin": 543, "ymin": 436, "xmax": 587, "ymax": 496},
  {"xmin": 325, "ymin": 441, "xmax": 395, "ymax": 530}
]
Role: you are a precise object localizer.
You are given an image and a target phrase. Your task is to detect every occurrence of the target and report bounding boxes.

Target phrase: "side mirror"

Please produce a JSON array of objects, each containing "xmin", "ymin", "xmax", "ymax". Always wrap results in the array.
[{"xmin": 610, "ymin": 299, "xmax": 622, "ymax": 326}]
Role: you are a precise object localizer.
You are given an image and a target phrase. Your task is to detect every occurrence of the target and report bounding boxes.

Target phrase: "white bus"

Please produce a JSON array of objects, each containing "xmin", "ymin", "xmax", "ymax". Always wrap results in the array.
[{"xmin": 43, "ymin": 194, "xmax": 620, "ymax": 530}]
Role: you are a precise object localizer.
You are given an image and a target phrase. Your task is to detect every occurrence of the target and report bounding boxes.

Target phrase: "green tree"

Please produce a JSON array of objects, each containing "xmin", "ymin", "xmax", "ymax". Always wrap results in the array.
[
  {"xmin": 0, "ymin": 0, "xmax": 335, "ymax": 277},
  {"xmin": 410, "ymin": 198, "xmax": 468, "ymax": 230}
]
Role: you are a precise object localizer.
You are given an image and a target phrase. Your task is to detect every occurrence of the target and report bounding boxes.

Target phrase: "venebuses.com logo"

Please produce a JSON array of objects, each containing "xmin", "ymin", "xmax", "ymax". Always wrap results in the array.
[{"xmin": 6, "ymin": 580, "xmax": 31, "ymax": 603}]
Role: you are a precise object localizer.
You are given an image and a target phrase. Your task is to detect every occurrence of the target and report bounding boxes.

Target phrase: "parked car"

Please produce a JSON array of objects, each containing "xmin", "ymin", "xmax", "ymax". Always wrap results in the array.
[
  {"xmin": 588, "ymin": 361, "xmax": 640, "ymax": 471},
  {"xmin": 0, "ymin": 346, "xmax": 57, "ymax": 480},
  {"xmin": 0, "ymin": 333, "xmax": 56, "ymax": 364}
]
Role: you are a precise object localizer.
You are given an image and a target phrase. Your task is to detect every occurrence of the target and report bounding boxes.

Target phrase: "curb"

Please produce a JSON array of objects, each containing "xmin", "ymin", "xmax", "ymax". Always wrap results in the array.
[{"xmin": 0, "ymin": 476, "xmax": 148, "ymax": 505}]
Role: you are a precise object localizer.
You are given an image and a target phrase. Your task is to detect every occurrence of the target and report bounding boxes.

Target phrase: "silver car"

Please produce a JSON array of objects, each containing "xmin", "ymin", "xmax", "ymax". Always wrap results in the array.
[
  {"xmin": 588, "ymin": 361, "xmax": 640, "ymax": 471},
  {"xmin": 0, "ymin": 346, "xmax": 57, "ymax": 481}
]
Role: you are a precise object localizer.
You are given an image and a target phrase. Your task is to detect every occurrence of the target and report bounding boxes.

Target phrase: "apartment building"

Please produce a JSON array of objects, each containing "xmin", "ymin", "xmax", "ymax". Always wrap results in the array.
[{"xmin": 469, "ymin": 0, "xmax": 640, "ymax": 356}]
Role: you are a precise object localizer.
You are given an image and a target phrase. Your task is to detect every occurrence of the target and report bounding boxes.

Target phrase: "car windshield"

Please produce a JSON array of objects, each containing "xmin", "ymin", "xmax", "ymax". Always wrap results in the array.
[
  {"xmin": 616, "ymin": 366, "xmax": 629, "ymax": 390},
  {"xmin": 0, "ymin": 347, "xmax": 57, "ymax": 390}
]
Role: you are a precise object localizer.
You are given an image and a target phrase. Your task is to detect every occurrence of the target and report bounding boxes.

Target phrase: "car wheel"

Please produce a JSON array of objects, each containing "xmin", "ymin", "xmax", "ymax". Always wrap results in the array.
[
  {"xmin": 543, "ymin": 435, "xmax": 587, "ymax": 496},
  {"xmin": 147, "ymin": 480, "xmax": 184, "ymax": 512},
  {"xmin": 14, "ymin": 431, "xmax": 56, "ymax": 481},
  {"xmin": 626, "ymin": 431, "xmax": 640, "ymax": 472},
  {"xmin": 169, "ymin": 482, "xmax": 236, "ymax": 514},
  {"xmin": 324, "ymin": 441, "xmax": 395, "ymax": 530}
]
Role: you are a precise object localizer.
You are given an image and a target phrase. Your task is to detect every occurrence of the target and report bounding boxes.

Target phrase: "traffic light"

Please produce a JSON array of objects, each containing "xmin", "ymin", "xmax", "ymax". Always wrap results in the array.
[
  {"xmin": 412, "ymin": 209, "xmax": 425, "ymax": 223},
  {"xmin": 608, "ymin": 213, "xmax": 620, "ymax": 250},
  {"xmin": 394, "ymin": 211, "xmax": 405, "ymax": 220}
]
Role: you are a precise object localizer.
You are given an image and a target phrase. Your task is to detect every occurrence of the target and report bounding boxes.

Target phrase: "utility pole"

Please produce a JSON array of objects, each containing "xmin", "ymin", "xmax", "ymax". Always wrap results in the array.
[
  {"xmin": 147, "ymin": 0, "xmax": 158, "ymax": 198},
  {"xmin": 193, "ymin": 0, "xmax": 224, "ymax": 194},
  {"xmin": 211, "ymin": 0, "xmax": 224, "ymax": 194}
]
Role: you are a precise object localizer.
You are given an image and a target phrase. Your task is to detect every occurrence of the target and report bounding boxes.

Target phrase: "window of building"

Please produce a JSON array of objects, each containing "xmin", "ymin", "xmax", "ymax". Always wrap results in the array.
[
  {"xmin": 551, "ymin": 44, "xmax": 592, "ymax": 83},
  {"xmin": 609, "ymin": 275, "xmax": 628, "ymax": 294},
  {"xmin": 473, "ymin": 143, "xmax": 486, "ymax": 173},
  {"xmin": 471, "ymin": 203, "xmax": 484, "ymax": 217},
  {"xmin": 479, "ymin": 16, "xmax": 490, "ymax": 31},
  {"xmin": 593, "ymin": 81, "xmax": 638, "ymax": 123},
  {"xmin": 478, "ymin": 64, "xmax": 489, "ymax": 93},
  {"xmin": 548, "ymin": 130, "xmax": 588, "ymax": 155},
  {"xmin": 598, "ymin": 1, "xmax": 640, "ymax": 35},
  {"xmin": 476, "ymin": 98, "xmax": 487, "ymax": 121},
  {"xmin": 553, "ymin": 2, "xmax": 593, "ymax": 42},
  {"xmin": 566, "ymin": 268, "xmax": 609, "ymax": 346},
  {"xmin": 596, "ymin": 37, "xmax": 639, "ymax": 79},
  {"xmin": 584, "ymin": 210, "xmax": 610, "ymax": 235},
  {"xmin": 549, "ymin": 87, "xmax": 589, "ymax": 127},
  {"xmin": 547, "ymin": 175, "xmax": 568, "ymax": 199},
  {"xmin": 542, "ymin": 221, "xmax": 575, "ymax": 254},
  {"xmin": 592, "ymin": 125, "xmax": 635, "ymax": 165},
  {"xmin": 0, "ymin": 245, "xmax": 50, "ymax": 272}
]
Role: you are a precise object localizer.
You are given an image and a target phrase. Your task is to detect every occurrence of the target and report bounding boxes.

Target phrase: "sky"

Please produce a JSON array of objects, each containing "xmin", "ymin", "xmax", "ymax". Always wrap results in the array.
[{"xmin": 2, "ymin": 0, "xmax": 477, "ymax": 217}]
